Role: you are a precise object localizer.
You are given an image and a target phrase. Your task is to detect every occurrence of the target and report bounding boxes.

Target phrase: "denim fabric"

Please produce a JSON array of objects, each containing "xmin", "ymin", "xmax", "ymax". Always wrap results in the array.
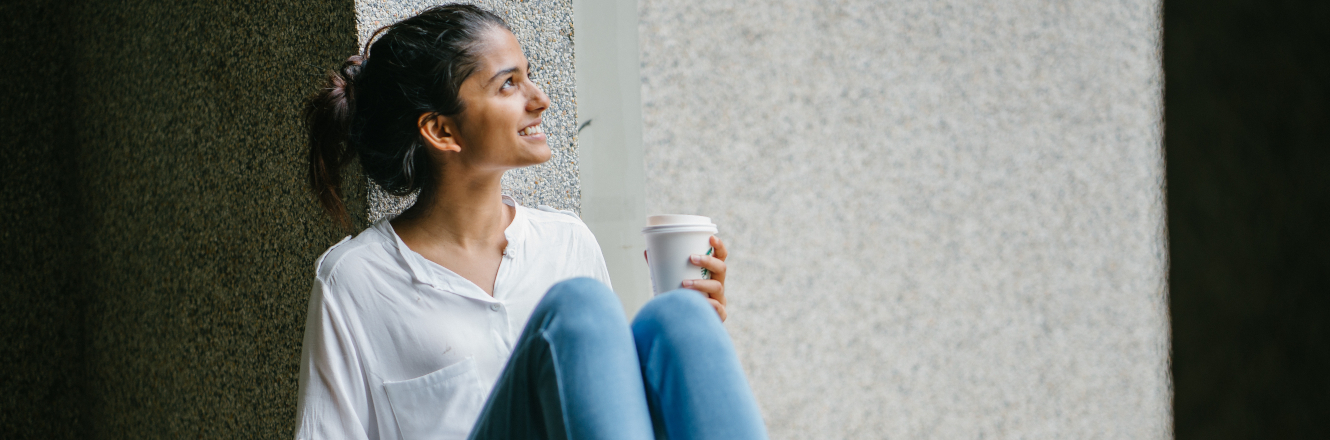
[
  {"xmin": 632, "ymin": 289, "xmax": 769, "ymax": 440},
  {"xmin": 468, "ymin": 277, "xmax": 767, "ymax": 440}
]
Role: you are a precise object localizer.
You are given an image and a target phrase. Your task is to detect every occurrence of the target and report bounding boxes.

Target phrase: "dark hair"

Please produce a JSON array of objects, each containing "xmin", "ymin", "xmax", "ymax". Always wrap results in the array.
[{"xmin": 303, "ymin": 4, "xmax": 510, "ymax": 229}]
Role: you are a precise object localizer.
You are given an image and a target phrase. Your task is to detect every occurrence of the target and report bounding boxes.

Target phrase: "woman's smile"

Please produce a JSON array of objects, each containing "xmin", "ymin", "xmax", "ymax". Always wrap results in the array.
[{"xmin": 518, "ymin": 120, "xmax": 544, "ymax": 139}]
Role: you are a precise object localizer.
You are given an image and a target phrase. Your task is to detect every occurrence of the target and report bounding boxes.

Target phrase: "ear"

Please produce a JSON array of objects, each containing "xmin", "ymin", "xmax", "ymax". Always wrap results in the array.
[{"xmin": 418, "ymin": 113, "xmax": 463, "ymax": 153}]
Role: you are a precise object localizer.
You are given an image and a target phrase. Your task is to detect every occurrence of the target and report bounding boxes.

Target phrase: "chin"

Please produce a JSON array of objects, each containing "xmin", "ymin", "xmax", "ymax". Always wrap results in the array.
[
  {"xmin": 532, "ymin": 148, "xmax": 553, "ymax": 165},
  {"xmin": 517, "ymin": 146, "xmax": 552, "ymax": 167}
]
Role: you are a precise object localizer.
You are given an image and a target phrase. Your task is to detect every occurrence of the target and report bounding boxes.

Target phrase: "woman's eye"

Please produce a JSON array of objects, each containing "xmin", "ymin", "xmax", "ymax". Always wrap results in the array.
[{"xmin": 501, "ymin": 78, "xmax": 514, "ymax": 90}]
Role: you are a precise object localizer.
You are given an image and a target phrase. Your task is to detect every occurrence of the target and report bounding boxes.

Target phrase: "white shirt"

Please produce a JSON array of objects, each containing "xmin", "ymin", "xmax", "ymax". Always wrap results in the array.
[{"xmin": 294, "ymin": 196, "xmax": 611, "ymax": 440}]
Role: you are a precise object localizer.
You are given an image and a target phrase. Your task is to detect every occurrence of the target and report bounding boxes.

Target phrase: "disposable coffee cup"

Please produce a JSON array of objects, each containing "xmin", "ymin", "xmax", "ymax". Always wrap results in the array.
[{"xmin": 643, "ymin": 214, "xmax": 718, "ymax": 296}]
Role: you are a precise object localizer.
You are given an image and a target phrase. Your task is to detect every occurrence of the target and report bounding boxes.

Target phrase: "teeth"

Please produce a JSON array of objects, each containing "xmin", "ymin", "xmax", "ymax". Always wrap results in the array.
[{"xmin": 520, "ymin": 125, "xmax": 542, "ymax": 136}]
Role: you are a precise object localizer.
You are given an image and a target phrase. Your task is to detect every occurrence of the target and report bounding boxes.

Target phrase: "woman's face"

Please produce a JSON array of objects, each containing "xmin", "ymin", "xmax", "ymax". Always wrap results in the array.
[{"xmin": 448, "ymin": 27, "xmax": 552, "ymax": 172}]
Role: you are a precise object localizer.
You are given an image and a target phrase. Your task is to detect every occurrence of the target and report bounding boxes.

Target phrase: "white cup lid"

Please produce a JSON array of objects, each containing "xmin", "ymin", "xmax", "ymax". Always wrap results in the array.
[{"xmin": 647, "ymin": 214, "xmax": 713, "ymax": 226}]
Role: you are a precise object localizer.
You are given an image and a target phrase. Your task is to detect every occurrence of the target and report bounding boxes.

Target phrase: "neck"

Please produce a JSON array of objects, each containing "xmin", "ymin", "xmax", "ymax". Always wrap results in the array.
[{"xmin": 393, "ymin": 167, "xmax": 511, "ymax": 251}]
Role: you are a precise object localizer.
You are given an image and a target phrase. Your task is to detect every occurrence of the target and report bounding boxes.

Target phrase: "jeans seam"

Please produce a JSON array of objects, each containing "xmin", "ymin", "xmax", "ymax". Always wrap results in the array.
[{"xmin": 540, "ymin": 328, "xmax": 573, "ymax": 440}]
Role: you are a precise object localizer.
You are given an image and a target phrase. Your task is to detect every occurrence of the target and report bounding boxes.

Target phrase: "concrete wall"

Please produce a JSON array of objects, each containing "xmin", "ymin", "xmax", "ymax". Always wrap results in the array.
[
  {"xmin": 573, "ymin": 0, "xmax": 654, "ymax": 314},
  {"xmin": 637, "ymin": 0, "xmax": 1169, "ymax": 438},
  {"xmin": 354, "ymin": 0, "xmax": 580, "ymax": 222},
  {"xmin": 2, "ymin": 0, "xmax": 361, "ymax": 437}
]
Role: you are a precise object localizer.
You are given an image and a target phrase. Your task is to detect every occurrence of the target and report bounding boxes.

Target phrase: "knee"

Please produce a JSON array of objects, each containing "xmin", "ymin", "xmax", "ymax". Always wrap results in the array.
[
  {"xmin": 631, "ymin": 289, "xmax": 719, "ymax": 344},
  {"xmin": 539, "ymin": 277, "xmax": 625, "ymax": 333},
  {"xmin": 545, "ymin": 277, "xmax": 617, "ymax": 308}
]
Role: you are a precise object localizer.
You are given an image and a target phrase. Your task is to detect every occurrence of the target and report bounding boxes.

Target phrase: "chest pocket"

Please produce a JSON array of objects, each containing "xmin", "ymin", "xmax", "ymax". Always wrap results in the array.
[{"xmin": 382, "ymin": 357, "xmax": 486, "ymax": 440}]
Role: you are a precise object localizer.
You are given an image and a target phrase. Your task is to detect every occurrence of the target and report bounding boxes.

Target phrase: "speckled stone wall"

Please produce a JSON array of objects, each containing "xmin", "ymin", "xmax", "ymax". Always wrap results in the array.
[
  {"xmin": 76, "ymin": 1, "xmax": 364, "ymax": 437},
  {"xmin": 638, "ymin": 1, "xmax": 1169, "ymax": 438},
  {"xmin": 3, "ymin": 0, "xmax": 362, "ymax": 438},
  {"xmin": 354, "ymin": 0, "xmax": 579, "ymax": 223}
]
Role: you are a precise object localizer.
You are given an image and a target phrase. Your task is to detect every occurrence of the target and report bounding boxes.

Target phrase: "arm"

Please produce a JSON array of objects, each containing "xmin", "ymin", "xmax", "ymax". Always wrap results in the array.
[{"xmin": 294, "ymin": 278, "xmax": 372, "ymax": 440}]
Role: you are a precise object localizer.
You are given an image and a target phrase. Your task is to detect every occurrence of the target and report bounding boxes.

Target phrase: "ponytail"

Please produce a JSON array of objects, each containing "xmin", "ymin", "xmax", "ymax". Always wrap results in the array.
[{"xmin": 303, "ymin": 55, "xmax": 363, "ymax": 230}]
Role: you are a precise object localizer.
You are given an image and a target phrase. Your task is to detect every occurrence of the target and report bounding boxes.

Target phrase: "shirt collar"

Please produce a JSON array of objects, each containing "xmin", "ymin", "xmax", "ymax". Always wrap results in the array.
[
  {"xmin": 379, "ymin": 194, "xmax": 527, "ymax": 301},
  {"xmin": 500, "ymin": 194, "xmax": 527, "ymax": 257}
]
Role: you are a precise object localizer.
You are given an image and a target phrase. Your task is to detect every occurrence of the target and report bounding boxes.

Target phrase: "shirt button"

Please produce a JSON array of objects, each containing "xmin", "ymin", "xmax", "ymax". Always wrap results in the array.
[{"xmin": 489, "ymin": 303, "xmax": 501, "ymax": 311}]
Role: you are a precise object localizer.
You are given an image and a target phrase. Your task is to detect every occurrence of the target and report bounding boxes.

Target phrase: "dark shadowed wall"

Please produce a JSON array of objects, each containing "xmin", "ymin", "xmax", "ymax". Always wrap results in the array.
[
  {"xmin": 1, "ymin": 0, "xmax": 88, "ymax": 437},
  {"xmin": 2, "ymin": 0, "xmax": 361, "ymax": 438},
  {"xmin": 1166, "ymin": 0, "xmax": 1330, "ymax": 438}
]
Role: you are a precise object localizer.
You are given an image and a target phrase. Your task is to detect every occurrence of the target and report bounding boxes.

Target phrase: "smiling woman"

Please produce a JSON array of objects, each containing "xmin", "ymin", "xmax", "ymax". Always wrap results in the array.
[{"xmin": 295, "ymin": 4, "xmax": 767, "ymax": 440}]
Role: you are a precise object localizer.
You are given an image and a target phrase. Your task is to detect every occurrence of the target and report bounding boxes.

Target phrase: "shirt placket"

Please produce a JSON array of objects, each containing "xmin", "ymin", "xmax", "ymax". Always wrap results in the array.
[{"xmin": 490, "ymin": 247, "xmax": 517, "ymax": 354}]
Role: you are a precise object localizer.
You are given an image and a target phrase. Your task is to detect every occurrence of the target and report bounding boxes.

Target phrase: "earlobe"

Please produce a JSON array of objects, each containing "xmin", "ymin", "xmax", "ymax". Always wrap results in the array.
[{"xmin": 418, "ymin": 113, "xmax": 462, "ymax": 153}]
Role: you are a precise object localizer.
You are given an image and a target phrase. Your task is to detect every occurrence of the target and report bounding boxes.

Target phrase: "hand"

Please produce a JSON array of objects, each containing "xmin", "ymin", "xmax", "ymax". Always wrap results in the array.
[{"xmin": 684, "ymin": 236, "xmax": 728, "ymax": 322}]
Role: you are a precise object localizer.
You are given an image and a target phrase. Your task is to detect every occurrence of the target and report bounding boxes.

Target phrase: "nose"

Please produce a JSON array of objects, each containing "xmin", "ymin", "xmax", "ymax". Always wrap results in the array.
[{"xmin": 527, "ymin": 80, "xmax": 551, "ymax": 114}]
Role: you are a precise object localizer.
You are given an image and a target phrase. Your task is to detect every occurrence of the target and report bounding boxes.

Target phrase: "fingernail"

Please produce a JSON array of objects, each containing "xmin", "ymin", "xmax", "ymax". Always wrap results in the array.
[
  {"xmin": 690, "ymin": 255, "xmax": 701, "ymax": 263},
  {"xmin": 682, "ymin": 280, "xmax": 694, "ymax": 288}
]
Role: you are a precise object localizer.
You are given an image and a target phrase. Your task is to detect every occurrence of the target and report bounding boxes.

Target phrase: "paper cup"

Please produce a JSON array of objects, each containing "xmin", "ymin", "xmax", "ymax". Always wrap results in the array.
[{"xmin": 643, "ymin": 215, "xmax": 718, "ymax": 295}]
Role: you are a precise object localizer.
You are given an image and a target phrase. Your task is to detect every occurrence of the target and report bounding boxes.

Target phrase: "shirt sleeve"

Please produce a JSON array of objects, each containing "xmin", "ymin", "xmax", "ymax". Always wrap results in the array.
[{"xmin": 294, "ymin": 277, "xmax": 371, "ymax": 440}]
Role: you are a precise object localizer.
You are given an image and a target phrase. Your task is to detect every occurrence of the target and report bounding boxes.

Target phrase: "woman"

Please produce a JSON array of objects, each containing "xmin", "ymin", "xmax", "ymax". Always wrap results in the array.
[{"xmin": 295, "ymin": 5, "xmax": 767, "ymax": 440}]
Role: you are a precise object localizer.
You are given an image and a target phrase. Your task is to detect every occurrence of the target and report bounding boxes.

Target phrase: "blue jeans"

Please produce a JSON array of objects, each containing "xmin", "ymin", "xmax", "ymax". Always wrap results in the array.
[{"xmin": 468, "ymin": 277, "xmax": 768, "ymax": 440}]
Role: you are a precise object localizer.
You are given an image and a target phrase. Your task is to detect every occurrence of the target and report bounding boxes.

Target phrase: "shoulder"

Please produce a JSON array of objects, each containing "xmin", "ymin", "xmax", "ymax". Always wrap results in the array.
[
  {"xmin": 521, "ymin": 204, "xmax": 590, "ymax": 232},
  {"xmin": 517, "ymin": 205, "xmax": 604, "ymax": 259},
  {"xmin": 314, "ymin": 222, "xmax": 398, "ymax": 282},
  {"xmin": 528, "ymin": 204, "xmax": 583, "ymax": 223},
  {"xmin": 520, "ymin": 205, "xmax": 597, "ymax": 240},
  {"xmin": 515, "ymin": 204, "xmax": 610, "ymax": 284}
]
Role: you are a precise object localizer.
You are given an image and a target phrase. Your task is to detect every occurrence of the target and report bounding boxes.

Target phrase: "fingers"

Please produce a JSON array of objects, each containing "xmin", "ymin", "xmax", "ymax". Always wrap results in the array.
[
  {"xmin": 689, "ymin": 253, "xmax": 726, "ymax": 284},
  {"xmin": 708, "ymin": 298, "xmax": 728, "ymax": 322},
  {"xmin": 682, "ymin": 278, "xmax": 725, "ymax": 307},
  {"xmin": 647, "ymin": 234, "xmax": 729, "ymax": 322},
  {"xmin": 689, "ymin": 235, "xmax": 729, "ymax": 323},
  {"xmin": 710, "ymin": 235, "xmax": 728, "ymax": 261}
]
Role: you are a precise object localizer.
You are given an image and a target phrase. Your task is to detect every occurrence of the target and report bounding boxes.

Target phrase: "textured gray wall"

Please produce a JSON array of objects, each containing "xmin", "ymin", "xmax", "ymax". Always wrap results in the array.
[
  {"xmin": 637, "ymin": 0, "xmax": 1169, "ymax": 438},
  {"xmin": 2, "ymin": 0, "xmax": 362, "ymax": 437},
  {"xmin": 354, "ymin": 0, "xmax": 579, "ymax": 223}
]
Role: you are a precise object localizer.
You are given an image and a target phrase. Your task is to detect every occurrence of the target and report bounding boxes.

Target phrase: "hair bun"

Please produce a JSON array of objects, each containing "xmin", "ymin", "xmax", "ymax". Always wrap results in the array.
[
  {"xmin": 341, "ymin": 54, "xmax": 364, "ymax": 79},
  {"xmin": 331, "ymin": 55, "xmax": 364, "ymax": 100}
]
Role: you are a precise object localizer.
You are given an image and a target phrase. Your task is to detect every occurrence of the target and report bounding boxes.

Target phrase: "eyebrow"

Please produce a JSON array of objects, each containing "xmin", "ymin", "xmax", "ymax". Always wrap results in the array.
[{"xmin": 487, "ymin": 67, "xmax": 518, "ymax": 87}]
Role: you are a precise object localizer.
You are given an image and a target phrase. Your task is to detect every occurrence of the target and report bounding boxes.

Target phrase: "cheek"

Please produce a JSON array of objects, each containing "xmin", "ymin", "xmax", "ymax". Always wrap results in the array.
[
  {"xmin": 460, "ymin": 98, "xmax": 527, "ymax": 149},
  {"xmin": 476, "ymin": 106, "xmax": 519, "ymax": 135},
  {"xmin": 462, "ymin": 111, "xmax": 505, "ymax": 142}
]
